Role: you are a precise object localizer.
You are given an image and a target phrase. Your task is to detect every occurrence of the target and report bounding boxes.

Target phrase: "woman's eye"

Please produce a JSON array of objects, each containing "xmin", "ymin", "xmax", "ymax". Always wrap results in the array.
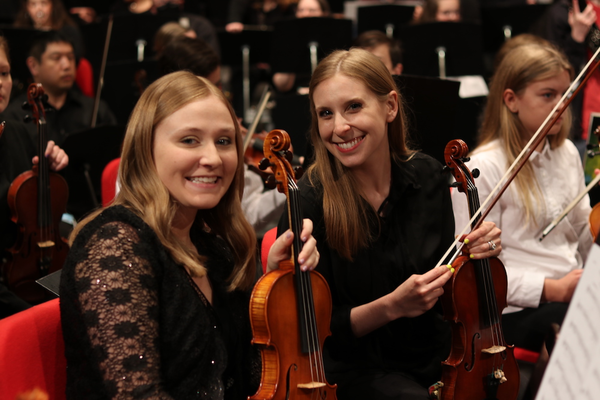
[
  {"xmin": 318, "ymin": 110, "xmax": 332, "ymax": 118},
  {"xmin": 348, "ymin": 103, "xmax": 362, "ymax": 111},
  {"xmin": 217, "ymin": 137, "xmax": 232, "ymax": 146},
  {"xmin": 181, "ymin": 137, "xmax": 198, "ymax": 145}
]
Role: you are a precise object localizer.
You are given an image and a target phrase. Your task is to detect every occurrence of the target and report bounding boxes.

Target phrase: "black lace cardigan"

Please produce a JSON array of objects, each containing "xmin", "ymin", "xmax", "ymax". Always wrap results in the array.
[{"xmin": 59, "ymin": 205, "xmax": 259, "ymax": 399}]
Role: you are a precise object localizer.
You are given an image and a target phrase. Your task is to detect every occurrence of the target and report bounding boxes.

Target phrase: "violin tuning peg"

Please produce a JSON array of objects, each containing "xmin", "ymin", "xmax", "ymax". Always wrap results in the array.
[
  {"xmin": 265, "ymin": 175, "xmax": 277, "ymax": 189},
  {"xmin": 450, "ymin": 182, "xmax": 461, "ymax": 188},
  {"xmin": 442, "ymin": 165, "xmax": 449, "ymax": 172},
  {"xmin": 472, "ymin": 168, "xmax": 480, "ymax": 178},
  {"xmin": 284, "ymin": 151, "xmax": 293, "ymax": 163},
  {"xmin": 258, "ymin": 158, "xmax": 271, "ymax": 171},
  {"xmin": 294, "ymin": 166, "xmax": 304, "ymax": 180},
  {"xmin": 460, "ymin": 157, "xmax": 471, "ymax": 163},
  {"xmin": 21, "ymin": 101, "xmax": 31, "ymax": 111},
  {"xmin": 23, "ymin": 115, "xmax": 31, "ymax": 123}
]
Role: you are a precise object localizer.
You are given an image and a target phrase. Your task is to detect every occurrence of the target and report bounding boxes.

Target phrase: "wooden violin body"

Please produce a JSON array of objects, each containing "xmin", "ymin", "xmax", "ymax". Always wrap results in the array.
[
  {"xmin": 249, "ymin": 129, "xmax": 337, "ymax": 400},
  {"xmin": 249, "ymin": 260, "xmax": 336, "ymax": 400},
  {"xmin": 1, "ymin": 84, "xmax": 69, "ymax": 304},
  {"xmin": 439, "ymin": 255, "xmax": 519, "ymax": 400},
  {"xmin": 434, "ymin": 139, "xmax": 519, "ymax": 400},
  {"xmin": 4, "ymin": 168, "xmax": 69, "ymax": 303}
]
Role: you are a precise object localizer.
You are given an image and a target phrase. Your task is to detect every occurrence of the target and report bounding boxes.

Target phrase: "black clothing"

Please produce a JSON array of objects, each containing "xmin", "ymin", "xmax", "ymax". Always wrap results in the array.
[
  {"xmin": 0, "ymin": 119, "xmax": 35, "ymax": 253},
  {"xmin": 59, "ymin": 205, "xmax": 260, "ymax": 399},
  {"xmin": 502, "ymin": 303, "xmax": 569, "ymax": 352},
  {"xmin": 3, "ymin": 88, "xmax": 117, "ymax": 147},
  {"xmin": 279, "ymin": 153, "xmax": 454, "ymax": 398},
  {"xmin": 0, "ymin": 119, "xmax": 35, "ymax": 317},
  {"xmin": 227, "ymin": 0, "xmax": 295, "ymax": 26}
]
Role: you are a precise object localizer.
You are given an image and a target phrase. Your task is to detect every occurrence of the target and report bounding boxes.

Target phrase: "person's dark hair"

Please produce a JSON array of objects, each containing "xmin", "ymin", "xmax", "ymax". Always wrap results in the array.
[
  {"xmin": 157, "ymin": 36, "xmax": 220, "ymax": 78},
  {"xmin": 354, "ymin": 30, "xmax": 403, "ymax": 65},
  {"xmin": 28, "ymin": 30, "xmax": 73, "ymax": 62},
  {"xmin": 14, "ymin": 0, "xmax": 75, "ymax": 30}
]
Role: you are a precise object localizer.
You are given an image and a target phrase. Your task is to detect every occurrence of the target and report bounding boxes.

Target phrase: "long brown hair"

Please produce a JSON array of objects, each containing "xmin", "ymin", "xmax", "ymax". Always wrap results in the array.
[
  {"xmin": 72, "ymin": 71, "xmax": 256, "ymax": 291},
  {"xmin": 478, "ymin": 43, "xmax": 573, "ymax": 225},
  {"xmin": 14, "ymin": 0, "xmax": 75, "ymax": 30},
  {"xmin": 307, "ymin": 48, "xmax": 414, "ymax": 260}
]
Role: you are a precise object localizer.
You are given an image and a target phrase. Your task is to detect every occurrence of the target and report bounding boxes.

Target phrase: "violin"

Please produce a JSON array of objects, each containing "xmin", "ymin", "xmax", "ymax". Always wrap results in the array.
[
  {"xmin": 2, "ymin": 84, "xmax": 69, "ymax": 304},
  {"xmin": 432, "ymin": 140, "xmax": 519, "ymax": 400},
  {"xmin": 248, "ymin": 129, "xmax": 337, "ymax": 400}
]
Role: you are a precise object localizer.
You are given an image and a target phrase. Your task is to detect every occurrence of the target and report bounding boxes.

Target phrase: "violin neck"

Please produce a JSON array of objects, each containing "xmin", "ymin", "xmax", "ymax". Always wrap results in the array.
[
  {"xmin": 287, "ymin": 180, "xmax": 320, "ymax": 354},
  {"xmin": 37, "ymin": 120, "xmax": 53, "ymax": 230},
  {"xmin": 466, "ymin": 185, "xmax": 500, "ymax": 328}
]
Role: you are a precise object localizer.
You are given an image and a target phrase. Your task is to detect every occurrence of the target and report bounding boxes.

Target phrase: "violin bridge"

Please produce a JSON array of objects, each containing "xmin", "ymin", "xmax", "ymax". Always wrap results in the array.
[
  {"xmin": 298, "ymin": 382, "xmax": 326, "ymax": 389},
  {"xmin": 37, "ymin": 240, "xmax": 55, "ymax": 248},
  {"xmin": 481, "ymin": 345, "xmax": 506, "ymax": 354}
]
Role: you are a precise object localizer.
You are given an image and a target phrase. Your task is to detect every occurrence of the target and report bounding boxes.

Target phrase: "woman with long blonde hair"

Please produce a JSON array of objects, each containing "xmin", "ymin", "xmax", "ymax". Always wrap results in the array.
[
  {"xmin": 452, "ymin": 43, "xmax": 593, "ymax": 353},
  {"xmin": 59, "ymin": 70, "xmax": 319, "ymax": 399},
  {"xmin": 279, "ymin": 48, "xmax": 501, "ymax": 399}
]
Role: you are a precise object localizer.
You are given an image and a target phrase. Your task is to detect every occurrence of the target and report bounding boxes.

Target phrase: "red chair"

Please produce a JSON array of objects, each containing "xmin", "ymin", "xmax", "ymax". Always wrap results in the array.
[
  {"xmin": 260, "ymin": 227, "xmax": 277, "ymax": 275},
  {"xmin": 101, "ymin": 158, "xmax": 121, "ymax": 207},
  {"xmin": 0, "ymin": 298, "xmax": 66, "ymax": 400},
  {"xmin": 75, "ymin": 57, "xmax": 95, "ymax": 98},
  {"xmin": 514, "ymin": 347, "xmax": 540, "ymax": 364}
]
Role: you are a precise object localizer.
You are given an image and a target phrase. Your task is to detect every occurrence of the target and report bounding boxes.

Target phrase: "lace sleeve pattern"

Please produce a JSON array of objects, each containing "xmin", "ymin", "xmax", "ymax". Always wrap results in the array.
[
  {"xmin": 61, "ymin": 206, "xmax": 257, "ymax": 400},
  {"xmin": 71, "ymin": 220, "xmax": 172, "ymax": 398}
]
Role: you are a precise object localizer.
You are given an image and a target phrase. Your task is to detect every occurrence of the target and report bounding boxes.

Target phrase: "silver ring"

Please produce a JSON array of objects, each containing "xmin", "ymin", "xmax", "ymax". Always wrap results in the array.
[{"xmin": 488, "ymin": 240, "xmax": 497, "ymax": 251}]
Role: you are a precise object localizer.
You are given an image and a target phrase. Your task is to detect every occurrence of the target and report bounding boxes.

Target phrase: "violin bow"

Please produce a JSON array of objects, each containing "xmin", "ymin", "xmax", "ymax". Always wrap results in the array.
[
  {"xmin": 242, "ymin": 85, "xmax": 271, "ymax": 152},
  {"xmin": 91, "ymin": 14, "xmax": 114, "ymax": 128},
  {"xmin": 435, "ymin": 46, "xmax": 600, "ymax": 268}
]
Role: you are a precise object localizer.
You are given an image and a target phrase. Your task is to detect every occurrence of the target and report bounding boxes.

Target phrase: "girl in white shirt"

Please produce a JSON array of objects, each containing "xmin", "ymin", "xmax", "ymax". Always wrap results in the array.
[{"xmin": 451, "ymin": 43, "xmax": 594, "ymax": 353}]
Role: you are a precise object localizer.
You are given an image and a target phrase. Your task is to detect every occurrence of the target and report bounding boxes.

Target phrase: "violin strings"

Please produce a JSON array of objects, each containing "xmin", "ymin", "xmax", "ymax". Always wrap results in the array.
[
  {"xmin": 290, "ymin": 177, "xmax": 324, "ymax": 386},
  {"xmin": 39, "ymin": 120, "xmax": 49, "ymax": 249},
  {"xmin": 468, "ymin": 179, "xmax": 505, "ymax": 373}
]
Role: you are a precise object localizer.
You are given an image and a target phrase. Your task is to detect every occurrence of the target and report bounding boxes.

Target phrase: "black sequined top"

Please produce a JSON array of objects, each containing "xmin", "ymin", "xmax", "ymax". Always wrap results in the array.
[{"xmin": 59, "ymin": 205, "xmax": 259, "ymax": 399}]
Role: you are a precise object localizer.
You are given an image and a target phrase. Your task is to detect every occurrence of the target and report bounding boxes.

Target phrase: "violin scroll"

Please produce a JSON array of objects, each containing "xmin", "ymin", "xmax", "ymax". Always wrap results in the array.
[
  {"xmin": 445, "ymin": 139, "xmax": 475, "ymax": 195},
  {"xmin": 259, "ymin": 129, "xmax": 297, "ymax": 195}
]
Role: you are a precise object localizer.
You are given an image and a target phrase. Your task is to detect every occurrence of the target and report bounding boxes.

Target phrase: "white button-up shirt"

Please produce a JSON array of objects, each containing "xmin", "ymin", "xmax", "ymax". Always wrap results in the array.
[{"xmin": 451, "ymin": 139, "xmax": 593, "ymax": 313}]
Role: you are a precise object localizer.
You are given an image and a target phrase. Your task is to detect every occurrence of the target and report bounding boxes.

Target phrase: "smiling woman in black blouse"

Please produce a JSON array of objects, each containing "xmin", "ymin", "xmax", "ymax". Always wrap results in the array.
[
  {"xmin": 279, "ymin": 48, "xmax": 502, "ymax": 400},
  {"xmin": 59, "ymin": 71, "xmax": 319, "ymax": 399}
]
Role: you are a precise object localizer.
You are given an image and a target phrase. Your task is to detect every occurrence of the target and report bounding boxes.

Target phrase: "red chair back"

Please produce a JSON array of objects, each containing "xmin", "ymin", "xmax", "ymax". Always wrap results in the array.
[
  {"xmin": 261, "ymin": 227, "xmax": 277, "ymax": 274},
  {"xmin": 75, "ymin": 57, "xmax": 95, "ymax": 98},
  {"xmin": 0, "ymin": 298, "xmax": 66, "ymax": 400},
  {"xmin": 101, "ymin": 158, "xmax": 121, "ymax": 207}
]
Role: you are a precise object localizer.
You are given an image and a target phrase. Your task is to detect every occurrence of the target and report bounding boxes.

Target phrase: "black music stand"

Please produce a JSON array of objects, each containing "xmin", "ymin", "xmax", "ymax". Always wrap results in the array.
[
  {"xmin": 61, "ymin": 125, "xmax": 125, "ymax": 219},
  {"xmin": 481, "ymin": 3, "xmax": 549, "ymax": 56},
  {"xmin": 270, "ymin": 17, "xmax": 353, "ymax": 74},
  {"xmin": 99, "ymin": 11, "xmax": 180, "ymax": 64},
  {"xmin": 218, "ymin": 28, "xmax": 273, "ymax": 122},
  {"xmin": 218, "ymin": 28, "xmax": 272, "ymax": 67},
  {"xmin": 271, "ymin": 93, "xmax": 311, "ymax": 159},
  {"xmin": 394, "ymin": 75, "xmax": 462, "ymax": 164},
  {"xmin": 101, "ymin": 59, "xmax": 159, "ymax": 125},
  {"xmin": 356, "ymin": 4, "xmax": 415, "ymax": 37},
  {"xmin": 399, "ymin": 22, "xmax": 484, "ymax": 78}
]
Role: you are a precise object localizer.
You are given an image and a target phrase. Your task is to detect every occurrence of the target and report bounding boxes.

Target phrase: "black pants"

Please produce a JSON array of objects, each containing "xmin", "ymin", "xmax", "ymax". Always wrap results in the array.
[
  {"xmin": 502, "ymin": 303, "xmax": 569, "ymax": 352},
  {"xmin": 328, "ymin": 370, "xmax": 431, "ymax": 400}
]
